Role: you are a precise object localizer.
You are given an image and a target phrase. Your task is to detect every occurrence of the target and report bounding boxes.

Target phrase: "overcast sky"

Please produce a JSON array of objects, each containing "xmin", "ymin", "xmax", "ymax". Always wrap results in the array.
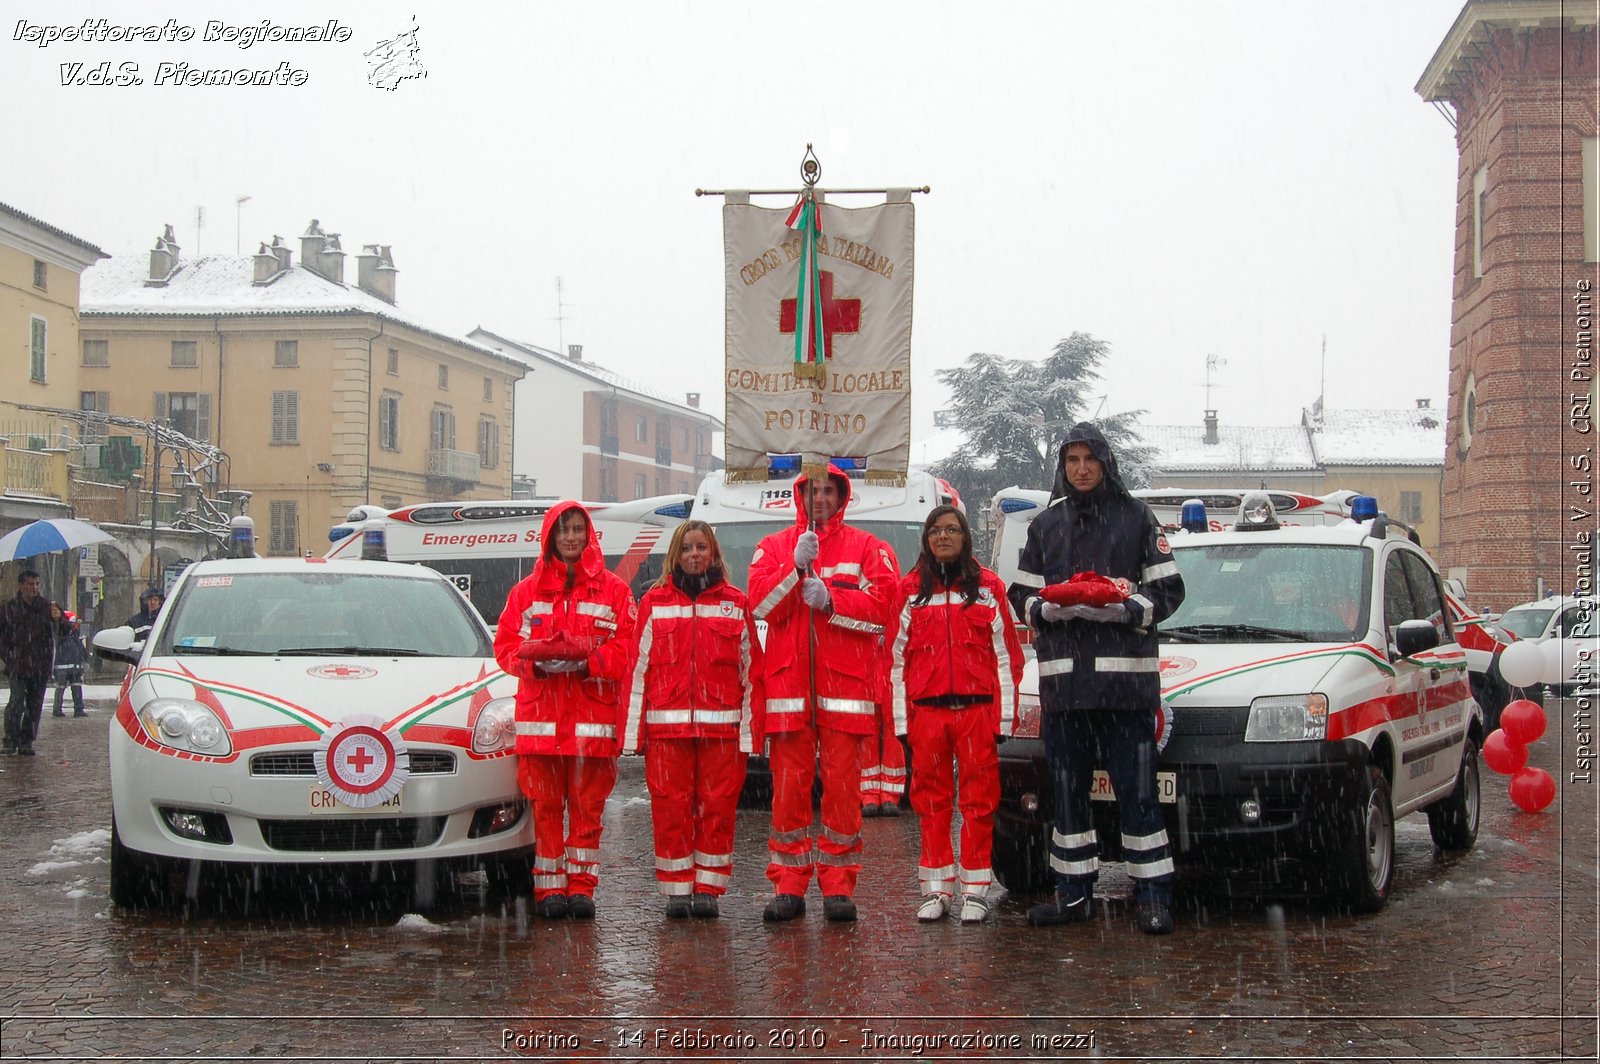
[{"xmin": 3, "ymin": 0, "xmax": 1469, "ymax": 443}]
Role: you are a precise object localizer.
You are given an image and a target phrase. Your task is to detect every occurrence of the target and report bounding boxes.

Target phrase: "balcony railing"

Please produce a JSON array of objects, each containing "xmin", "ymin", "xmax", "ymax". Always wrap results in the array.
[
  {"xmin": 1, "ymin": 446, "xmax": 70, "ymax": 500},
  {"xmin": 426, "ymin": 447, "xmax": 481, "ymax": 490}
]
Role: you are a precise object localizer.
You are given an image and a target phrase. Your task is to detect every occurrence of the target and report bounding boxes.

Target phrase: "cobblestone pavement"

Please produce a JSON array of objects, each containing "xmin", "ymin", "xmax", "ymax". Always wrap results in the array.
[{"xmin": 0, "ymin": 690, "xmax": 1593, "ymax": 1062}]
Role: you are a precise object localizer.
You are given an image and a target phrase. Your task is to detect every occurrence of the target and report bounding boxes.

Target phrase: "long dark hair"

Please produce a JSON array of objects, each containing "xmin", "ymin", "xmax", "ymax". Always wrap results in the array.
[{"xmin": 912, "ymin": 505, "xmax": 983, "ymax": 607}]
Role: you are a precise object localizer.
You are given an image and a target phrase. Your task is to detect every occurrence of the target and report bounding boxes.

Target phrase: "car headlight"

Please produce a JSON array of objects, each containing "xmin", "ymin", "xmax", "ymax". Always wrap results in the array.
[
  {"xmin": 473, "ymin": 696, "xmax": 517, "ymax": 753},
  {"xmin": 137, "ymin": 698, "xmax": 233, "ymax": 756},
  {"xmin": 1244, "ymin": 693, "xmax": 1328, "ymax": 742}
]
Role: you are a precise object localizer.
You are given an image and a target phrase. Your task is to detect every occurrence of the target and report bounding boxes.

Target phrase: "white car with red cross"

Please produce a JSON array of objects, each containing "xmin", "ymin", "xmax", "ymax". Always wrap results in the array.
[
  {"xmin": 992, "ymin": 492, "xmax": 1483, "ymax": 911},
  {"xmin": 93, "ymin": 556, "xmax": 531, "ymax": 909}
]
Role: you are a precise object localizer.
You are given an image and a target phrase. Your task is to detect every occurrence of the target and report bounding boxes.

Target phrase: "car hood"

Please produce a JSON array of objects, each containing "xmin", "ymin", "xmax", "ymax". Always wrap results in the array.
[{"xmin": 125, "ymin": 656, "xmax": 514, "ymax": 752}]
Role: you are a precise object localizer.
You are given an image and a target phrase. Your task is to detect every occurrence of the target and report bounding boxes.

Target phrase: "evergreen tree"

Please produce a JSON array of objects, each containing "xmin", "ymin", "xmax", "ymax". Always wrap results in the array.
[{"xmin": 931, "ymin": 333, "xmax": 1152, "ymax": 555}]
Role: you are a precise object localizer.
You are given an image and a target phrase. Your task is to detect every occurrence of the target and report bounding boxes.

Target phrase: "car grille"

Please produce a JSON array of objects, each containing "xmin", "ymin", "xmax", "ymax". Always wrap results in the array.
[
  {"xmin": 1170, "ymin": 707, "xmax": 1246, "ymax": 737},
  {"xmin": 250, "ymin": 750, "xmax": 457, "ymax": 776},
  {"xmin": 259, "ymin": 816, "xmax": 445, "ymax": 852}
]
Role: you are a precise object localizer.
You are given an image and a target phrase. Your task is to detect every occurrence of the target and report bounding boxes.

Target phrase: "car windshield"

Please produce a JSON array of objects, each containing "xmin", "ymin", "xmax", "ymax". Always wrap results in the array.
[
  {"xmin": 712, "ymin": 520, "xmax": 927, "ymax": 587},
  {"xmin": 1162, "ymin": 542, "xmax": 1369, "ymax": 643},
  {"xmin": 155, "ymin": 570, "xmax": 493, "ymax": 657},
  {"xmin": 1498, "ymin": 606, "xmax": 1555, "ymax": 640}
]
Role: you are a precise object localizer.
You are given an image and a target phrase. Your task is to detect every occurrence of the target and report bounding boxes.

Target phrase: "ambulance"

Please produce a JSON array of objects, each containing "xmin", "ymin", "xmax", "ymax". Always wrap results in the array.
[
  {"xmin": 992, "ymin": 492, "xmax": 1484, "ymax": 911},
  {"xmin": 325, "ymin": 494, "xmax": 694, "ymax": 624}
]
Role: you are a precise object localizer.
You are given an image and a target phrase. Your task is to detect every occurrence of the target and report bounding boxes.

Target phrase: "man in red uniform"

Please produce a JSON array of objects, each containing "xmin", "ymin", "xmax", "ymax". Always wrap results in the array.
[{"xmin": 748, "ymin": 466, "xmax": 899, "ymax": 922}]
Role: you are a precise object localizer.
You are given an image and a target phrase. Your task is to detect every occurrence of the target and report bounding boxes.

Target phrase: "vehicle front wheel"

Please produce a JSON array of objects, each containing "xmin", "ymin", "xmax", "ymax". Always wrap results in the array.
[
  {"xmin": 1336, "ymin": 764, "xmax": 1395, "ymax": 913},
  {"xmin": 1427, "ymin": 736, "xmax": 1481, "ymax": 851},
  {"xmin": 109, "ymin": 816, "xmax": 169, "ymax": 910}
]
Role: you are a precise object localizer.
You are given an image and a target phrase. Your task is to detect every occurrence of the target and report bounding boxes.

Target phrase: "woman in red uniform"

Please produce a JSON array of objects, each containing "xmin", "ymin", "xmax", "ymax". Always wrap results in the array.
[
  {"xmin": 494, "ymin": 500, "xmax": 636, "ymax": 921},
  {"xmin": 623, "ymin": 520, "xmax": 764, "ymax": 918},
  {"xmin": 888, "ymin": 505, "xmax": 1024, "ymax": 923}
]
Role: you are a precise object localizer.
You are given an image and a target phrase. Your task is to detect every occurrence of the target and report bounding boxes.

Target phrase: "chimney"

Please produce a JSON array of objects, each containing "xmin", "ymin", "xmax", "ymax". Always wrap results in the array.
[
  {"xmin": 1203, "ymin": 409, "xmax": 1219, "ymax": 445},
  {"xmin": 357, "ymin": 244, "xmax": 397, "ymax": 304},
  {"xmin": 299, "ymin": 220, "xmax": 326, "ymax": 271},
  {"xmin": 252, "ymin": 242, "xmax": 282, "ymax": 285},
  {"xmin": 146, "ymin": 224, "xmax": 180, "ymax": 286},
  {"xmin": 318, "ymin": 233, "xmax": 345, "ymax": 284},
  {"xmin": 269, "ymin": 234, "xmax": 292, "ymax": 273},
  {"xmin": 567, "ymin": 344, "xmax": 584, "ymax": 362},
  {"xmin": 686, "ymin": 392, "xmax": 701, "ymax": 409}
]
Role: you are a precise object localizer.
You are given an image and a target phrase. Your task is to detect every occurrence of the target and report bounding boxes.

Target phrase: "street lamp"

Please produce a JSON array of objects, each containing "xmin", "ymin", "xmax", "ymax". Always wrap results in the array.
[{"xmin": 235, "ymin": 194, "xmax": 252, "ymax": 254}]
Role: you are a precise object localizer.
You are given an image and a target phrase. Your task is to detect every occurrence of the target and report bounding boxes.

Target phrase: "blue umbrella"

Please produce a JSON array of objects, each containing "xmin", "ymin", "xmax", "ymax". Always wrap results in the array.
[{"xmin": 0, "ymin": 518, "xmax": 115, "ymax": 562}]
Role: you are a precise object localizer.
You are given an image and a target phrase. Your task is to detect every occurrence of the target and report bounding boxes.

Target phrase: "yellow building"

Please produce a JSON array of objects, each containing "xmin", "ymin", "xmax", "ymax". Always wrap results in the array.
[
  {"xmin": 0, "ymin": 201, "xmax": 106, "ymax": 524},
  {"xmin": 80, "ymin": 222, "xmax": 527, "ymax": 556}
]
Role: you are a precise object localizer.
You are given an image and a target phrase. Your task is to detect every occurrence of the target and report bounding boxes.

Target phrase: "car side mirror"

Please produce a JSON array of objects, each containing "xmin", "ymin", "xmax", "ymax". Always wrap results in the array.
[
  {"xmin": 92, "ymin": 625, "xmax": 142, "ymax": 665},
  {"xmin": 1393, "ymin": 619, "xmax": 1439, "ymax": 659}
]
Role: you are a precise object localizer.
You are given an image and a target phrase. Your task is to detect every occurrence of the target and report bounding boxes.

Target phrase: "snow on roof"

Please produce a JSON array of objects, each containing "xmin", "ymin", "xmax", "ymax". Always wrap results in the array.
[
  {"xmin": 469, "ymin": 327, "xmax": 723, "ymax": 426},
  {"xmin": 1138, "ymin": 423, "xmax": 1319, "ymax": 472},
  {"xmin": 79, "ymin": 252, "xmax": 524, "ymax": 371},
  {"xmin": 1309, "ymin": 407, "xmax": 1444, "ymax": 466}
]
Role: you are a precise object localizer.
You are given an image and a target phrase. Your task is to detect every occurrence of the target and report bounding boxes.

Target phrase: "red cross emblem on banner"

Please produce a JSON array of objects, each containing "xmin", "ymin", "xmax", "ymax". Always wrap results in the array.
[
  {"xmin": 345, "ymin": 745, "xmax": 375, "ymax": 773},
  {"xmin": 779, "ymin": 269, "xmax": 860, "ymax": 361}
]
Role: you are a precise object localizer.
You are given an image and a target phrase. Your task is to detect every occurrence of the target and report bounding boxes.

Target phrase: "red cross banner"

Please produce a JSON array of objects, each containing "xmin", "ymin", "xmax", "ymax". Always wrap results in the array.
[
  {"xmin": 724, "ymin": 193, "xmax": 914, "ymax": 485},
  {"xmin": 312, "ymin": 712, "xmax": 411, "ymax": 808}
]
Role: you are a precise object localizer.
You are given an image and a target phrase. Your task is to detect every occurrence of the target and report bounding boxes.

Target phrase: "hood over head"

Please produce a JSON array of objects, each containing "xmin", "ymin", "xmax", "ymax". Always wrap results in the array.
[
  {"xmin": 534, "ymin": 499, "xmax": 606, "ymax": 584},
  {"xmin": 792, "ymin": 464, "xmax": 853, "ymax": 532},
  {"xmin": 1050, "ymin": 421, "xmax": 1126, "ymax": 504}
]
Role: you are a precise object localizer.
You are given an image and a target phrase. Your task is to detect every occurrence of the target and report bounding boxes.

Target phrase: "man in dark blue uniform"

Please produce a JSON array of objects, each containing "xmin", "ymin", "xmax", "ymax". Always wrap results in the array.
[{"xmin": 1007, "ymin": 423, "xmax": 1185, "ymax": 934}]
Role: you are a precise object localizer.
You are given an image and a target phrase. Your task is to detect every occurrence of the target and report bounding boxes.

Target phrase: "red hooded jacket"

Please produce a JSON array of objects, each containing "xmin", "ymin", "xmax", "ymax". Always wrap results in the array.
[
  {"xmin": 622, "ymin": 573, "xmax": 765, "ymax": 753},
  {"xmin": 746, "ymin": 467, "xmax": 899, "ymax": 736},
  {"xmin": 493, "ymin": 500, "xmax": 637, "ymax": 757}
]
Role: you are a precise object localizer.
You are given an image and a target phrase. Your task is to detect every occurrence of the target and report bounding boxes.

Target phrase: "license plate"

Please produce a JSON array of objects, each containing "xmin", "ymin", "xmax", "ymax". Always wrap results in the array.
[
  {"xmin": 1088, "ymin": 769, "xmax": 1177, "ymax": 804},
  {"xmin": 309, "ymin": 787, "xmax": 403, "ymax": 814}
]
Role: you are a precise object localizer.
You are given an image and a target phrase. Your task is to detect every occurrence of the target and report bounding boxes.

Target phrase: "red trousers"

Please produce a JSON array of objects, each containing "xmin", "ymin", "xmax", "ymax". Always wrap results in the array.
[
  {"xmin": 766, "ymin": 724, "xmax": 867, "ymax": 896},
  {"xmin": 908, "ymin": 704, "xmax": 1000, "ymax": 898},
  {"xmin": 860, "ymin": 702, "xmax": 907, "ymax": 807},
  {"xmin": 518, "ymin": 754, "xmax": 618, "ymax": 899},
  {"xmin": 643, "ymin": 736, "xmax": 747, "ymax": 897}
]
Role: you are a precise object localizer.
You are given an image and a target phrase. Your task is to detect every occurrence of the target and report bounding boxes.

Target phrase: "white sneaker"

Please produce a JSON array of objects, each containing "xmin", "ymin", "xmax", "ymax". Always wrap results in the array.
[
  {"xmin": 916, "ymin": 893, "xmax": 950, "ymax": 922},
  {"xmin": 959, "ymin": 893, "xmax": 990, "ymax": 923}
]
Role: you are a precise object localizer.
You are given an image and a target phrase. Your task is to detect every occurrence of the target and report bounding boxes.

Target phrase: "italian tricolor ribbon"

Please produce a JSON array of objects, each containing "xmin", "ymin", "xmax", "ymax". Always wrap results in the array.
[{"xmin": 785, "ymin": 193, "xmax": 826, "ymax": 379}]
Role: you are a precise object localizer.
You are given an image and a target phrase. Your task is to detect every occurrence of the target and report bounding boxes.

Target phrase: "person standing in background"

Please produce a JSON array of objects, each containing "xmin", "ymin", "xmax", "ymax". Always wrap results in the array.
[
  {"xmin": 49, "ymin": 603, "xmax": 87, "ymax": 718},
  {"xmin": 2, "ymin": 571, "xmax": 68, "ymax": 756}
]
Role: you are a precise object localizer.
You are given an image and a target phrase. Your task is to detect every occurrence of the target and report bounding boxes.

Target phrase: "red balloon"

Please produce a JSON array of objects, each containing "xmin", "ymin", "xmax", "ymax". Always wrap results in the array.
[
  {"xmin": 1482, "ymin": 729, "xmax": 1528, "ymax": 775},
  {"xmin": 1509, "ymin": 767, "xmax": 1556, "ymax": 812},
  {"xmin": 1500, "ymin": 699, "xmax": 1547, "ymax": 745}
]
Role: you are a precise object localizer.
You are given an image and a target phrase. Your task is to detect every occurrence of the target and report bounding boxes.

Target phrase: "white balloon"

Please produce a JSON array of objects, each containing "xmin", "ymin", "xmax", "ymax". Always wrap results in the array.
[
  {"xmin": 1540, "ymin": 638, "xmax": 1569, "ymax": 687},
  {"xmin": 1498, "ymin": 640, "xmax": 1546, "ymax": 689}
]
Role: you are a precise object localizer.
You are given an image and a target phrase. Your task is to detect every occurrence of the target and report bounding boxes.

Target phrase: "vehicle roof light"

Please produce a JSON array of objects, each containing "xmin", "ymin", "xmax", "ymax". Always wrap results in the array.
[
  {"xmin": 328, "ymin": 526, "xmax": 355, "ymax": 543},
  {"xmin": 1234, "ymin": 490, "xmax": 1280, "ymax": 532},
  {"xmin": 998, "ymin": 496, "xmax": 1039, "ymax": 514},
  {"xmin": 767, "ymin": 454, "xmax": 802, "ymax": 478},
  {"xmin": 830, "ymin": 456, "xmax": 867, "ymax": 478},
  {"xmin": 653, "ymin": 501, "xmax": 692, "ymax": 519},
  {"xmin": 229, "ymin": 516, "xmax": 256, "ymax": 559},
  {"xmin": 1350, "ymin": 495, "xmax": 1379, "ymax": 522},
  {"xmin": 360, "ymin": 519, "xmax": 388, "ymax": 562},
  {"xmin": 1180, "ymin": 499, "xmax": 1208, "ymax": 534}
]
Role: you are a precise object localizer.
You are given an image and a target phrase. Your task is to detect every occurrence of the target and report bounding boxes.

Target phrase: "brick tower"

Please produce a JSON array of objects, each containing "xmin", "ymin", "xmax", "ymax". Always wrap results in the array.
[{"xmin": 1417, "ymin": 1, "xmax": 1599, "ymax": 611}]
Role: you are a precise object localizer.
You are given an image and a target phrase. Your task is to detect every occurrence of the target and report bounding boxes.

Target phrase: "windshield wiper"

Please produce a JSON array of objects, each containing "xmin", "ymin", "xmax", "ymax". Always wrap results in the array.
[
  {"xmin": 170, "ymin": 645, "xmax": 275, "ymax": 656},
  {"xmin": 1163, "ymin": 623, "xmax": 1310, "ymax": 643},
  {"xmin": 275, "ymin": 645, "xmax": 427, "ymax": 656}
]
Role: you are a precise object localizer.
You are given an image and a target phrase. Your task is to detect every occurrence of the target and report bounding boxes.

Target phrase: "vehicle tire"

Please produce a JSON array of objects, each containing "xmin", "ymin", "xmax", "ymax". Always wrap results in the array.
[
  {"xmin": 109, "ymin": 816, "xmax": 167, "ymax": 910},
  {"xmin": 992, "ymin": 814, "xmax": 1052, "ymax": 894},
  {"xmin": 485, "ymin": 849, "xmax": 534, "ymax": 897},
  {"xmin": 1427, "ymin": 736, "xmax": 1481, "ymax": 852},
  {"xmin": 1336, "ymin": 764, "xmax": 1394, "ymax": 913}
]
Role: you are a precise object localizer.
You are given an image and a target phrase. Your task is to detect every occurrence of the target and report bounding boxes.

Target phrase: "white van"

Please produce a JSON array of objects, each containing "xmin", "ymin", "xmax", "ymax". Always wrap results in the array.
[
  {"xmin": 1498, "ymin": 594, "xmax": 1599, "ymax": 694},
  {"xmin": 325, "ymin": 495, "xmax": 694, "ymax": 624}
]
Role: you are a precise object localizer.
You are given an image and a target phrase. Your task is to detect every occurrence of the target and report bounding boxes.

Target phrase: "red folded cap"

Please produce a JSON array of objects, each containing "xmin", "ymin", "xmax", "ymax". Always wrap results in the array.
[{"xmin": 1040, "ymin": 571, "xmax": 1128, "ymax": 607}]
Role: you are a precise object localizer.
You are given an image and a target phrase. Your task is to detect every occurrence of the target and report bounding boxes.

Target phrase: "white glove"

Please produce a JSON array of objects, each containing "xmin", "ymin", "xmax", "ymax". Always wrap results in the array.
[
  {"xmin": 793, "ymin": 530, "xmax": 820, "ymax": 569},
  {"xmin": 1076, "ymin": 603, "xmax": 1129, "ymax": 624},
  {"xmin": 536, "ymin": 658, "xmax": 585, "ymax": 673},
  {"xmin": 801, "ymin": 576, "xmax": 832, "ymax": 611},
  {"xmin": 1038, "ymin": 601, "xmax": 1075, "ymax": 623}
]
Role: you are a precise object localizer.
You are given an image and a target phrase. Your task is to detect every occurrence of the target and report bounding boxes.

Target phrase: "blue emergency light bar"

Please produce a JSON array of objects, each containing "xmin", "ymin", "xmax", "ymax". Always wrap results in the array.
[
  {"xmin": 329, "ymin": 526, "xmax": 355, "ymax": 543},
  {"xmin": 1180, "ymin": 499, "xmax": 1208, "ymax": 534},
  {"xmin": 1350, "ymin": 495, "xmax": 1379, "ymax": 522},
  {"xmin": 653, "ymin": 501, "xmax": 692, "ymax": 519},
  {"xmin": 765, "ymin": 455, "xmax": 867, "ymax": 478},
  {"xmin": 360, "ymin": 522, "xmax": 388, "ymax": 562},
  {"xmin": 998, "ymin": 497, "xmax": 1039, "ymax": 514}
]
